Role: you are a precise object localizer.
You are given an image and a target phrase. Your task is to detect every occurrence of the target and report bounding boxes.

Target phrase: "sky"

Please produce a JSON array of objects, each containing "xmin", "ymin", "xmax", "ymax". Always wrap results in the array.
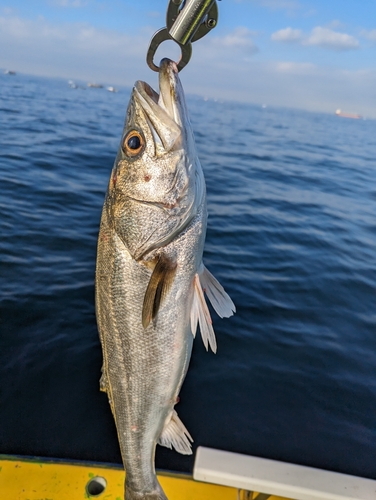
[{"xmin": 1, "ymin": 0, "xmax": 376, "ymax": 117}]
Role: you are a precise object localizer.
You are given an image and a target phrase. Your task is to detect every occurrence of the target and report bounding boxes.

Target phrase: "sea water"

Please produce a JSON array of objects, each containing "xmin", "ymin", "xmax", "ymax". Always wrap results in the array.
[{"xmin": 1, "ymin": 72, "xmax": 375, "ymax": 479}]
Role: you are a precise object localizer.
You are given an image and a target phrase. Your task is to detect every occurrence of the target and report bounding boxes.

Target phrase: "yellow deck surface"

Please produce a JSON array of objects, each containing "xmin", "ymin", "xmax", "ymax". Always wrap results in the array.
[{"xmin": 0, "ymin": 454, "xmax": 290, "ymax": 500}]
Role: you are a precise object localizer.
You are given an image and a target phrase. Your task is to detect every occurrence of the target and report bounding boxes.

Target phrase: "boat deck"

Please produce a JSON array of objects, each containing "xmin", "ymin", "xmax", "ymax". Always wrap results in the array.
[{"xmin": 0, "ymin": 454, "xmax": 287, "ymax": 500}]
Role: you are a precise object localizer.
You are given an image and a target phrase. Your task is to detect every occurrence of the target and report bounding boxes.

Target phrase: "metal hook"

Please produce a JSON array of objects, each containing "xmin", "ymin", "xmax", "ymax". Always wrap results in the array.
[
  {"xmin": 146, "ymin": 0, "xmax": 219, "ymax": 72},
  {"xmin": 146, "ymin": 28, "xmax": 192, "ymax": 73}
]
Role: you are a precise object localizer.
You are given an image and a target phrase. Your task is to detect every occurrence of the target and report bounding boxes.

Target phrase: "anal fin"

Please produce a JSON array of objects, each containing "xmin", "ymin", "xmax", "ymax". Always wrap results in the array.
[
  {"xmin": 158, "ymin": 410, "xmax": 193, "ymax": 455},
  {"xmin": 142, "ymin": 254, "xmax": 177, "ymax": 328}
]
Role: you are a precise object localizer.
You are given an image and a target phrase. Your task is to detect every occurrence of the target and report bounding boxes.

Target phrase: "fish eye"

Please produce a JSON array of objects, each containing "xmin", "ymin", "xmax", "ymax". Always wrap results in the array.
[{"xmin": 122, "ymin": 130, "xmax": 144, "ymax": 156}]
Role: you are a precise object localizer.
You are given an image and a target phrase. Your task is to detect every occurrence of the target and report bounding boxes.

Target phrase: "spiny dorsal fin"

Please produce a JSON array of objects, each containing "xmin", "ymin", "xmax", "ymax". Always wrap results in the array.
[{"xmin": 142, "ymin": 254, "xmax": 177, "ymax": 328}]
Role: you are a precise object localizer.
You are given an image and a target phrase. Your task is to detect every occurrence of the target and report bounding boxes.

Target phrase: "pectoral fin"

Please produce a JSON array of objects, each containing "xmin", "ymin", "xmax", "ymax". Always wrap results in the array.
[
  {"xmin": 142, "ymin": 254, "xmax": 177, "ymax": 328},
  {"xmin": 190, "ymin": 265, "xmax": 236, "ymax": 353},
  {"xmin": 199, "ymin": 266, "xmax": 236, "ymax": 318},
  {"xmin": 191, "ymin": 273, "xmax": 217, "ymax": 353}
]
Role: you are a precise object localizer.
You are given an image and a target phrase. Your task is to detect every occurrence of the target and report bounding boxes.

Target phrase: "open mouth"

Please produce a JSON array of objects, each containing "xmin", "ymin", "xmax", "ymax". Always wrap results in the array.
[
  {"xmin": 133, "ymin": 62, "xmax": 183, "ymax": 155},
  {"xmin": 135, "ymin": 58, "xmax": 182, "ymax": 126}
]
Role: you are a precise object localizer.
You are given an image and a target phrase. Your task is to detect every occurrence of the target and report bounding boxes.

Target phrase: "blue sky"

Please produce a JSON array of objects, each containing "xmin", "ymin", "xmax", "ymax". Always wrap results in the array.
[{"xmin": 1, "ymin": 0, "xmax": 376, "ymax": 116}]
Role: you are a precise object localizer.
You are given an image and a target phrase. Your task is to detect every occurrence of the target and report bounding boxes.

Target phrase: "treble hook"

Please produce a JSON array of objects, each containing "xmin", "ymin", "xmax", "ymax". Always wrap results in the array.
[{"xmin": 146, "ymin": 0, "xmax": 219, "ymax": 72}]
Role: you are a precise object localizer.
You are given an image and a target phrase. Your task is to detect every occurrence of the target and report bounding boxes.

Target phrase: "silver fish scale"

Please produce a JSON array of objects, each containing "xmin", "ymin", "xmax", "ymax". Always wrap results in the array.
[{"xmin": 96, "ymin": 193, "xmax": 206, "ymax": 499}]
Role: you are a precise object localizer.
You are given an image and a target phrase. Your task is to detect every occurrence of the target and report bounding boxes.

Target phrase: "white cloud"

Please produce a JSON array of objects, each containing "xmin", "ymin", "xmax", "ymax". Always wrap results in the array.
[
  {"xmin": 187, "ymin": 31, "xmax": 376, "ymax": 117},
  {"xmin": 272, "ymin": 25, "xmax": 360, "ymax": 51},
  {"xmin": 0, "ymin": 14, "xmax": 149, "ymax": 84},
  {"xmin": 48, "ymin": 0, "xmax": 88, "ymax": 7},
  {"xmin": 216, "ymin": 27, "xmax": 259, "ymax": 54},
  {"xmin": 187, "ymin": 51, "xmax": 376, "ymax": 118},
  {"xmin": 327, "ymin": 20, "xmax": 345, "ymax": 30},
  {"xmin": 1, "ymin": 14, "xmax": 375, "ymax": 118},
  {"xmin": 234, "ymin": 0, "xmax": 300, "ymax": 11},
  {"xmin": 257, "ymin": 0, "xmax": 299, "ymax": 8},
  {"xmin": 304, "ymin": 27, "xmax": 359, "ymax": 51},
  {"xmin": 1, "ymin": 7, "xmax": 15, "ymax": 15},
  {"xmin": 360, "ymin": 29, "xmax": 376, "ymax": 42},
  {"xmin": 275, "ymin": 61, "xmax": 316, "ymax": 73},
  {"xmin": 271, "ymin": 27, "xmax": 303, "ymax": 43}
]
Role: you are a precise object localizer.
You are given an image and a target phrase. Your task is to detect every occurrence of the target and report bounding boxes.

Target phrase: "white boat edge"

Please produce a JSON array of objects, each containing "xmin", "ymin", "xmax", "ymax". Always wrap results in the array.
[{"xmin": 193, "ymin": 446, "xmax": 376, "ymax": 500}]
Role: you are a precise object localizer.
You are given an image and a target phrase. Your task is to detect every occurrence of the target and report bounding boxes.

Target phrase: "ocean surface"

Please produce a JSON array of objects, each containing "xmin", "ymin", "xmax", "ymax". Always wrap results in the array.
[{"xmin": 1, "ymin": 71, "xmax": 375, "ymax": 480}]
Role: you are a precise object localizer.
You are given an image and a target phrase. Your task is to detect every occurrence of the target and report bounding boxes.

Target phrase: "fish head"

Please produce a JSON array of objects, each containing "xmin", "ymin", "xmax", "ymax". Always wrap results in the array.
[{"xmin": 107, "ymin": 58, "xmax": 204, "ymax": 260}]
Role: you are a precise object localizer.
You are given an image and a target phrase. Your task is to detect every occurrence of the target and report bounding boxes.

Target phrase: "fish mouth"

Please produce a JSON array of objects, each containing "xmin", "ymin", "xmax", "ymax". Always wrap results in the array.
[
  {"xmin": 158, "ymin": 58, "xmax": 184, "ymax": 126},
  {"xmin": 133, "ymin": 59, "xmax": 187, "ymax": 154},
  {"xmin": 136, "ymin": 58, "xmax": 182, "ymax": 123}
]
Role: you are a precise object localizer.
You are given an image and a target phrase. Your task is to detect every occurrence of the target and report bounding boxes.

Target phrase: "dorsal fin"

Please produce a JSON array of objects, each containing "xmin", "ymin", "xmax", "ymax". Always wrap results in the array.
[{"xmin": 142, "ymin": 254, "xmax": 177, "ymax": 328}]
